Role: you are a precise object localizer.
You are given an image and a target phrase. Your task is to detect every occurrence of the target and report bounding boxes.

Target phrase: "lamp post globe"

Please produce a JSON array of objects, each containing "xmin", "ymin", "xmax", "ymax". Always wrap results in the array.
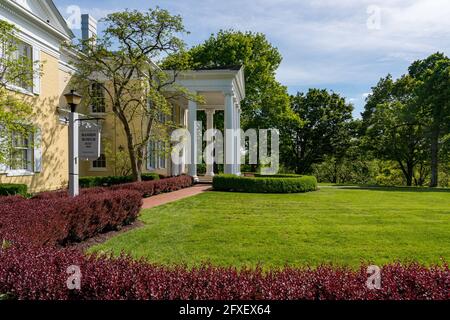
[{"xmin": 64, "ymin": 90, "xmax": 82, "ymax": 113}]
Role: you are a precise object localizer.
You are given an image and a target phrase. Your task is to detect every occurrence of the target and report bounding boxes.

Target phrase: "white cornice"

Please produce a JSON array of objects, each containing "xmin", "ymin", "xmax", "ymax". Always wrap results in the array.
[
  {"xmin": 175, "ymin": 67, "xmax": 246, "ymax": 102},
  {"xmin": 1, "ymin": 0, "xmax": 72, "ymax": 42}
]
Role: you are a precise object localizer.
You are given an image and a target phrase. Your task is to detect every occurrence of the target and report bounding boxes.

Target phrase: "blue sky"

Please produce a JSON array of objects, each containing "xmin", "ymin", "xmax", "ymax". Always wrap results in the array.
[{"xmin": 54, "ymin": 0, "xmax": 450, "ymax": 117}]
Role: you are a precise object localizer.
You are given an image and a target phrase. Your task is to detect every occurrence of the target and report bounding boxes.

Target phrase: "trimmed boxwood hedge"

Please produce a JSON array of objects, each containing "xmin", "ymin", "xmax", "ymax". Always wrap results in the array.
[
  {"xmin": 0, "ymin": 184, "xmax": 28, "ymax": 197},
  {"xmin": 213, "ymin": 174, "xmax": 317, "ymax": 193},
  {"xmin": 79, "ymin": 173, "xmax": 160, "ymax": 188}
]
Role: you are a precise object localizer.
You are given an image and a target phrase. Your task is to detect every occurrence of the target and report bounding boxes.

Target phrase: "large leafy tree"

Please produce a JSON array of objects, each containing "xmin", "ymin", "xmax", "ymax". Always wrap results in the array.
[
  {"xmin": 362, "ymin": 75, "xmax": 428, "ymax": 186},
  {"xmin": 67, "ymin": 8, "xmax": 194, "ymax": 181},
  {"xmin": 0, "ymin": 21, "xmax": 35, "ymax": 167},
  {"xmin": 289, "ymin": 89, "xmax": 354, "ymax": 174},
  {"xmin": 409, "ymin": 52, "xmax": 450, "ymax": 187}
]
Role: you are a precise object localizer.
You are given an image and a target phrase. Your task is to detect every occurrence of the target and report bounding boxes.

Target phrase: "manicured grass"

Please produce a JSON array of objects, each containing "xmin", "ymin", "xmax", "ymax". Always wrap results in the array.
[{"xmin": 90, "ymin": 186, "xmax": 450, "ymax": 268}]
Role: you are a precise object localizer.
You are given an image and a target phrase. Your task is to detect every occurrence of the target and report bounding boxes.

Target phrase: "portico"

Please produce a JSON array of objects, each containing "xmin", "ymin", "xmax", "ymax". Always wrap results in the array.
[{"xmin": 174, "ymin": 66, "xmax": 245, "ymax": 181}]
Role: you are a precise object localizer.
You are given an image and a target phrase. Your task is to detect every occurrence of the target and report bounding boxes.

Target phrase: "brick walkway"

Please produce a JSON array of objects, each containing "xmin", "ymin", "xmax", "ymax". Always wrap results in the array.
[{"xmin": 141, "ymin": 184, "xmax": 212, "ymax": 209}]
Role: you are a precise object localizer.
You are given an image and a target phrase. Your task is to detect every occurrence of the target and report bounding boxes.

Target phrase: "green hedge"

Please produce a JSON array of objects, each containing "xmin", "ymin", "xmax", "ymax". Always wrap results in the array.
[
  {"xmin": 79, "ymin": 173, "xmax": 160, "ymax": 188},
  {"xmin": 213, "ymin": 174, "xmax": 318, "ymax": 193},
  {"xmin": 0, "ymin": 184, "xmax": 28, "ymax": 197},
  {"xmin": 253, "ymin": 173, "xmax": 304, "ymax": 178}
]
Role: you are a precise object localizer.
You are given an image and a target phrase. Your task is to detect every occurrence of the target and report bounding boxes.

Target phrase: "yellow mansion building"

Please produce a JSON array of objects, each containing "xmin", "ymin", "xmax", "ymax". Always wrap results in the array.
[{"xmin": 0, "ymin": 0, "xmax": 245, "ymax": 193}]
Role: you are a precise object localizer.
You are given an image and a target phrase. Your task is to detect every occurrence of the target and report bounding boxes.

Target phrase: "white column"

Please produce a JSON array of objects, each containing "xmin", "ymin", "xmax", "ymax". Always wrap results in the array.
[
  {"xmin": 236, "ymin": 107, "xmax": 242, "ymax": 176},
  {"xmin": 188, "ymin": 99, "xmax": 199, "ymax": 182},
  {"xmin": 232, "ymin": 102, "xmax": 237, "ymax": 175},
  {"xmin": 68, "ymin": 112, "xmax": 79, "ymax": 197},
  {"xmin": 224, "ymin": 92, "xmax": 235, "ymax": 174},
  {"xmin": 182, "ymin": 108, "xmax": 188, "ymax": 174},
  {"xmin": 205, "ymin": 109, "xmax": 215, "ymax": 177}
]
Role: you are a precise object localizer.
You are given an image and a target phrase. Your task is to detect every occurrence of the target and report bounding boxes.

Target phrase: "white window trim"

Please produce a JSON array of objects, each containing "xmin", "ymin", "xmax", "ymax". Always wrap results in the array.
[
  {"xmin": 5, "ymin": 83, "xmax": 35, "ymax": 97},
  {"xmin": 6, "ymin": 169, "xmax": 34, "ymax": 177}
]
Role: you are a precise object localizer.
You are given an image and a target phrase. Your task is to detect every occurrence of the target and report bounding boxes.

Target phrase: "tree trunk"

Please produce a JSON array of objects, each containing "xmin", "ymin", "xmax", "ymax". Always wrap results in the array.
[
  {"xmin": 429, "ymin": 128, "xmax": 439, "ymax": 188},
  {"xmin": 295, "ymin": 132, "xmax": 302, "ymax": 174},
  {"xmin": 333, "ymin": 160, "xmax": 338, "ymax": 184},
  {"xmin": 406, "ymin": 163, "xmax": 414, "ymax": 187},
  {"xmin": 136, "ymin": 145, "xmax": 145, "ymax": 181},
  {"xmin": 125, "ymin": 131, "xmax": 141, "ymax": 182},
  {"xmin": 128, "ymin": 145, "xmax": 141, "ymax": 182},
  {"xmin": 398, "ymin": 160, "xmax": 414, "ymax": 187}
]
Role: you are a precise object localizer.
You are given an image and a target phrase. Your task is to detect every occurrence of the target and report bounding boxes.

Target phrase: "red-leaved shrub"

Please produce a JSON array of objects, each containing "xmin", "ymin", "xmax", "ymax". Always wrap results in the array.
[
  {"xmin": 0, "ymin": 189, "xmax": 142, "ymax": 247},
  {"xmin": 31, "ymin": 176, "xmax": 194, "ymax": 199},
  {"xmin": 0, "ymin": 176, "xmax": 193, "ymax": 247},
  {"xmin": 110, "ymin": 175, "xmax": 194, "ymax": 197},
  {"xmin": 0, "ymin": 245, "xmax": 448, "ymax": 300}
]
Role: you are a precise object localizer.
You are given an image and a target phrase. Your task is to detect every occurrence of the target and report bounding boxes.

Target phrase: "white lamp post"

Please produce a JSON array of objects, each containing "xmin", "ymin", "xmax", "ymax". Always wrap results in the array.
[{"xmin": 64, "ymin": 90, "xmax": 82, "ymax": 197}]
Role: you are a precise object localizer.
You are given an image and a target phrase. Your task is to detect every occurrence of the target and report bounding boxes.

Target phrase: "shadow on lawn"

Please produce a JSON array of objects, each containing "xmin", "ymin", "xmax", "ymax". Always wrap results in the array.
[{"xmin": 332, "ymin": 185, "xmax": 450, "ymax": 193}]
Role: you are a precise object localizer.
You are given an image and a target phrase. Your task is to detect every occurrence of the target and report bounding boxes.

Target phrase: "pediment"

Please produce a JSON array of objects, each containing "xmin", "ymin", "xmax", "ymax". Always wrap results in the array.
[{"xmin": 11, "ymin": 0, "xmax": 74, "ymax": 38}]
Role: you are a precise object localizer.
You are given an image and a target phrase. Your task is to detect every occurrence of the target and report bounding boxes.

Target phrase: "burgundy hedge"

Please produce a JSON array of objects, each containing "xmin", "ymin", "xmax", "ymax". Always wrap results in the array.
[
  {"xmin": 0, "ymin": 176, "xmax": 193, "ymax": 247},
  {"xmin": 0, "ymin": 245, "xmax": 448, "ymax": 300},
  {"xmin": 31, "ymin": 175, "xmax": 194, "ymax": 199},
  {"xmin": 0, "ymin": 189, "xmax": 142, "ymax": 247},
  {"xmin": 110, "ymin": 175, "xmax": 194, "ymax": 198}
]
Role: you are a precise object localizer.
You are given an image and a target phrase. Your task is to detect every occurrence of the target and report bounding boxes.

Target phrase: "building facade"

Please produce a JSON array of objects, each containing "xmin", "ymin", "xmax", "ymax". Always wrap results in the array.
[
  {"xmin": 0, "ymin": 0, "xmax": 245, "ymax": 192},
  {"xmin": 0, "ymin": 0, "xmax": 75, "ymax": 192}
]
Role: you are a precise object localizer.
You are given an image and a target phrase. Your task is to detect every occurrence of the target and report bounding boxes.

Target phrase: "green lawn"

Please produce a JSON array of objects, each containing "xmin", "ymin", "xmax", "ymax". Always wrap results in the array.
[{"xmin": 90, "ymin": 186, "xmax": 450, "ymax": 268}]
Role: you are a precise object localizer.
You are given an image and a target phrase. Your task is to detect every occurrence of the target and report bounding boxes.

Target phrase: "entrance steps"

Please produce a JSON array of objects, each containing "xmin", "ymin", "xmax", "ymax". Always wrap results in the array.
[{"xmin": 197, "ymin": 175, "xmax": 213, "ymax": 184}]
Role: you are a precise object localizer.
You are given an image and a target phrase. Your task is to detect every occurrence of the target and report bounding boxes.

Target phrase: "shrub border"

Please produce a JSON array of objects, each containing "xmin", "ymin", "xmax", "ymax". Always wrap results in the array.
[
  {"xmin": 213, "ymin": 174, "xmax": 317, "ymax": 193},
  {"xmin": 0, "ymin": 184, "xmax": 28, "ymax": 197}
]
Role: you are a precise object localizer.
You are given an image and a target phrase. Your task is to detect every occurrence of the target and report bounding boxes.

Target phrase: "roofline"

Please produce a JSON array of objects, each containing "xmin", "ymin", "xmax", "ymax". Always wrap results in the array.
[
  {"xmin": 172, "ymin": 66, "xmax": 246, "ymax": 101},
  {"xmin": 46, "ymin": 0, "xmax": 75, "ymax": 38},
  {"xmin": 175, "ymin": 66, "xmax": 245, "ymax": 76},
  {"xmin": 3, "ymin": 0, "xmax": 74, "ymax": 41}
]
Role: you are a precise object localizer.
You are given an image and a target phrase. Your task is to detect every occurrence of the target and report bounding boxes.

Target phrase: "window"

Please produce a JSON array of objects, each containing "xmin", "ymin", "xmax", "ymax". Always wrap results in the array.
[
  {"xmin": 13, "ymin": 40, "xmax": 33, "ymax": 92},
  {"xmin": 158, "ymin": 112, "xmax": 166, "ymax": 124},
  {"xmin": 158, "ymin": 142, "xmax": 166, "ymax": 169},
  {"xmin": 0, "ymin": 127, "xmax": 41, "ymax": 176},
  {"xmin": 92, "ymin": 153, "xmax": 107, "ymax": 169},
  {"xmin": 10, "ymin": 131, "xmax": 33, "ymax": 171},
  {"xmin": 148, "ymin": 98, "xmax": 167, "ymax": 124},
  {"xmin": 148, "ymin": 141, "xmax": 157, "ymax": 169},
  {"xmin": 90, "ymin": 83, "xmax": 106, "ymax": 113},
  {"xmin": 147, "ymin": 141, "xmax": 166, "ymax": 170}
]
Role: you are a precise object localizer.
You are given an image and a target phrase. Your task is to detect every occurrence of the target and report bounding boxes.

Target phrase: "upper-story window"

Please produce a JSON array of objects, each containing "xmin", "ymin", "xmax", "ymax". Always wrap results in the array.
[
  {"xmin": 147, "ymin": 98, "xmax": 167, "ymax": 124},
  {"xmin": 12, "ymin": 40, "xmax": 33, "ymax": 92},
  {"xmin": 90, "ymin": 83, "xmax": 106, "ymax": 113}
]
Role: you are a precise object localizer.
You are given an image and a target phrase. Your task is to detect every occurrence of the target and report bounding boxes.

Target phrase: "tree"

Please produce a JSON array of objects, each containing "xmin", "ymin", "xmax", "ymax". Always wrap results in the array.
[
  {"xmin": 362, "ymin": 75, "xmax": 428, "ymax": 186},
  {"xmin": 67, "ymin": 8, "xmax": 194, "ymax": 181},
  {"xmin": 0, "ymin": 20, "xmax": 36, "ymax": 167},
  {"xmin": 409, "ymin": 53, "xmax": 450, "ymax": 187},
  {"xmin": 289, "ymin": 89, "xmax": 354, "ymax": 174}
]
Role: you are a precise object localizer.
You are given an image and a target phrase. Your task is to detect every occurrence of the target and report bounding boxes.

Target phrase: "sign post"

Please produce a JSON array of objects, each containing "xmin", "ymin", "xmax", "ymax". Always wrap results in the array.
[{"xmin": 68, "ymin": 112, "xmax": 79, "ymax": 197}]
